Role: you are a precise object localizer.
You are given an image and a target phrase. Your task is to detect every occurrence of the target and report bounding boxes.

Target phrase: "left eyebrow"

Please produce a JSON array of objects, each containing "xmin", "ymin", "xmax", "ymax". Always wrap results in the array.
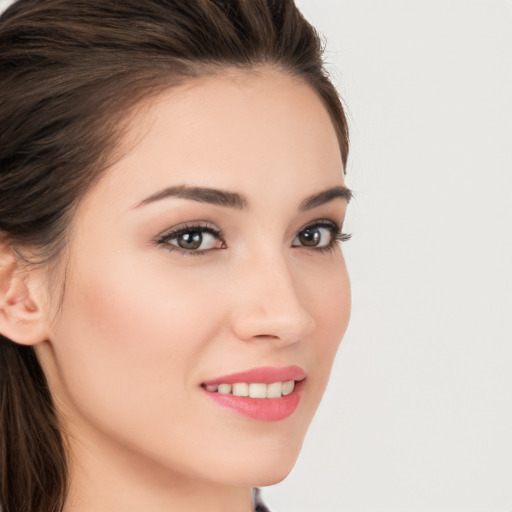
[{"xmin": 299, "ymin": 185, "xmax": 353, "ymax": 210}]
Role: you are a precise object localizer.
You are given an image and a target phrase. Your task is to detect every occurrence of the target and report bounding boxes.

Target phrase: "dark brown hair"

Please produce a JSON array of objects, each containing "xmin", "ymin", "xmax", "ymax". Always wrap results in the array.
[{"xmin": 0, "ymin": 1, "xmax": 349, "ymax": 510}]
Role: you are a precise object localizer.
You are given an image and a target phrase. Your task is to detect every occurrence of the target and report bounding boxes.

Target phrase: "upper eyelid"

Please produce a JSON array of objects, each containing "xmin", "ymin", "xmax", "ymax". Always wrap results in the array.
[
  {"xmin": 155, "ymin": 217, "xmax": 345, "ymax": 249},
  {"xmin": 156, "ymin": 221, "xmax": 222, "ymax": 240},
  {"xmin": 158, "ymin": 218, "xmax": 341, "ymax": 237},
  {"xmin": 296, "ymin": 218, "xmax": 342, "ymax": 232},
  {"xmin": 155, "ymin": 223, "xmax": 225, "ymax": 255},
  {"xmin": 292, "ymin": 220, "xmax": 342, "ymax": 240}
]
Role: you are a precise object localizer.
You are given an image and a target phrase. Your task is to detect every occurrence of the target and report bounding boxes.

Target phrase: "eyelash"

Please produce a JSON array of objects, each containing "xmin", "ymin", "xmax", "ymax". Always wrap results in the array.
[
  {"xmin": 303, "ymin": 221, "xmax": 352, "ymax": 254},
  {"xmin": 155, "ymin": 220, "xmax": 351, "ymax": 256},
  {"xmin": 155, "ymin": 222, "xmax": 224, "ymax": 256}
]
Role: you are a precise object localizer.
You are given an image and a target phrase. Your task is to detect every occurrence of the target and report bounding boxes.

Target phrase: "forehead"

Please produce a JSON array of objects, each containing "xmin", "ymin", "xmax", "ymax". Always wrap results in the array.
[{"xmin": 87, "ymin": 68, "xmax": 345, "ymax": 211}]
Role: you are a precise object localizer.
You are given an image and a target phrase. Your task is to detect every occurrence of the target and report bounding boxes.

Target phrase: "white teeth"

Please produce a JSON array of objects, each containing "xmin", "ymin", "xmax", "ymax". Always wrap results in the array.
[
  {"xmin": 217, "ymin": 383, "xmax": 232, "ymax": 395},
  {"xmin": 206, "ymin": 380, "xmax": 297, "ymax": 398},
  {"xmin": 232, "ymin": 383, "xmax": 249, "ymax": 397},
  {"xmin": 249, "ymin": 383, "xmax": 267, "ymax": 398},
  {"xmin": 282, "ymin": 380, "xmax": 295, "ymax": 396},
  {"xmin": 266, "ymin": 382, "xmax": 283, "ymax": 398}
]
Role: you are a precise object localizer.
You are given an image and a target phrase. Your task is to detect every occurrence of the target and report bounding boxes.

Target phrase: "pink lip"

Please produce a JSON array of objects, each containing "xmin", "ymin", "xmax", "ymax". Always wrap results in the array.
[
  {"xmin": 202, "ymin": 365, "xmax": 306, "ymax": 385},
  {"xmin": 201, "ymin": 366, "xmax": 306, "ymax": 422}
]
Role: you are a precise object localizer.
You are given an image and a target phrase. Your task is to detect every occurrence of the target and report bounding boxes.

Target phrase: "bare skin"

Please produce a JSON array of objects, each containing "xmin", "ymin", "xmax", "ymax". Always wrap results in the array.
[{"xmin": 0, "ymin": 69, "xmax": 350, "ymax": 512}]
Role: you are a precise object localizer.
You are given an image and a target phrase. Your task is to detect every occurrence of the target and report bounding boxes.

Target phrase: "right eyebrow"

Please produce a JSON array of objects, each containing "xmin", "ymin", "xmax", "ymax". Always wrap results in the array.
[
  {"xmin": 299, "ymin": 185, "xmax": 353, "ymax": 211},
  {"xmin": 134, "ymin": 184, "xmax": 248, "ymax": 210}
]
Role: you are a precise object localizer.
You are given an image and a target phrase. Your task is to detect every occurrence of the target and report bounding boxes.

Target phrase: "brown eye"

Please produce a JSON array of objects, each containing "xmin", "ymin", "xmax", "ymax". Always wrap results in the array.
[
  {"xmin": 292, "ymin": 222, "xmax": 339, "ymax": 249},
  {"xmin": 177, "ymin": 231, "xmax": 203, "ymax": 250},
  {"xmin": 157, "ymin": 225, "xmax": 225, "ymax": 253},
  {"xmin": 298, "ymin": 227, "xmax": 321, "ymax": 246}
]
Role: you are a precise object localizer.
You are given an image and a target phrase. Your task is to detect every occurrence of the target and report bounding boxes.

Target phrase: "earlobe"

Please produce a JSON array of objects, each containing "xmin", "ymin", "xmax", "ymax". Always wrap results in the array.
[{"xmin": 0, "ymin": 244, "xmax": 49, "ymax": 346}]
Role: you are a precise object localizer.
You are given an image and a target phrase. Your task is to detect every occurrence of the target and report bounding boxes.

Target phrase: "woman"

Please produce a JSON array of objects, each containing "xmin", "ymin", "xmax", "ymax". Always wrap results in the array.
[{"xmin": 0, "ymin": 1, "xmax": 351, "ymax": 511}]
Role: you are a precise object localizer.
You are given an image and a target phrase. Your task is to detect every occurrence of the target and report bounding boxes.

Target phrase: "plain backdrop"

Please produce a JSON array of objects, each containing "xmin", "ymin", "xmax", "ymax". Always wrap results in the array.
[
  {"xmin": 263, "ymin": 1, "xmax": 512, "ymax": 512},
  {"xmin": 1, "ymin": 1, "xmax": 511, "ymax": 511}
]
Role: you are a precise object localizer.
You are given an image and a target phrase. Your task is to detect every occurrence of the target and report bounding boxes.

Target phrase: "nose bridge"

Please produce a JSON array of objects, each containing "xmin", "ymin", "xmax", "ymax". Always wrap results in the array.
[{"xmin": 230, "ymin": 247, "xmax": 315, "ymax": 344}]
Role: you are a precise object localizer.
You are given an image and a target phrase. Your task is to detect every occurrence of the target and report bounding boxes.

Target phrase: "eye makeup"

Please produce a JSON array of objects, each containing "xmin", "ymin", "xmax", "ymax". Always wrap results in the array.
[
  {"xmin": 155, "ymin": 218, "xmax": 350, "ymax": 256},
  {"xmin": 155, "ymin": 221, "xmax": 226, "ymax": 256},
  {"xmin": 292, "ymin": 219, "xmax": 351, "ymax": 254}
]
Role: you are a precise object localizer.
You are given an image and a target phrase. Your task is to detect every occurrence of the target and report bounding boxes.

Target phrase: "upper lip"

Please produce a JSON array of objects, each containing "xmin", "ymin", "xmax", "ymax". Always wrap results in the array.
[{"xmin": 202, "ymin": 365, "xmax": 307, "ymax": 385}]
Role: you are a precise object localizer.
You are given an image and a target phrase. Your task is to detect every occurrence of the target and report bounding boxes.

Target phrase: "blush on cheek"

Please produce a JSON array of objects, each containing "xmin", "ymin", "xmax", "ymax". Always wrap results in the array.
[{"xmin": 58, "ymin": 252, "xmax": 223, "ymax": 397}]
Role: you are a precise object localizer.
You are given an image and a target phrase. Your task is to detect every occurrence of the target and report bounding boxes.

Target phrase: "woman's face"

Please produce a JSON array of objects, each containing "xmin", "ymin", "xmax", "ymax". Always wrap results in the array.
[{"xmin": 37, "ymin": 69, "xmax": 351, "ymax": 488}]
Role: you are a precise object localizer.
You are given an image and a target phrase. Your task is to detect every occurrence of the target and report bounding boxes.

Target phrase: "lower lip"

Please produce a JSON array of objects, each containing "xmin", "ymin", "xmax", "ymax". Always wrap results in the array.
[{"xmin": 202, "ymin": 380, "xmax": 304, "ymax": 422}]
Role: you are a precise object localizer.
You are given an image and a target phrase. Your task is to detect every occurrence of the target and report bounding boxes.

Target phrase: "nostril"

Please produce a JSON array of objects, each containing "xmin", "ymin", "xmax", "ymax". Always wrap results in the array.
[{"xmin": 229, "ymin": 288, "xmax": 315, "ymax": 343}]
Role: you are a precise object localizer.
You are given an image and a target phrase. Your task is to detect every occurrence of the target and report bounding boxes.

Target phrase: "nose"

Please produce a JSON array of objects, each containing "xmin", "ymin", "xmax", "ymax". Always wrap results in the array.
[{"xmin": 229, "ymin": 253, "xmax": 315, "ymax": 346}]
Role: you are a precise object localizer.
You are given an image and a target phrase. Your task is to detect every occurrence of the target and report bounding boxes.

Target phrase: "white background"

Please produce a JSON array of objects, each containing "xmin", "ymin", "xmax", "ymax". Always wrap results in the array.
[
  {"xmin": 264, "ymin": 1, "xmax": 512, "ymax": 511},
  {"xmin": 1, "ymin": 1, "xmax": 511, "ymax": 511}
]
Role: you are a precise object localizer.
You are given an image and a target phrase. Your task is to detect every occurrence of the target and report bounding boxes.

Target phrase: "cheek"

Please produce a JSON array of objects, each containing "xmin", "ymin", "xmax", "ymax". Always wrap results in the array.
[
  {"xmin": 310, "ymin": 253, "xmax": 350, "ymax": 331},
  {"xmin": 49, "ymin": 253, "xmax": 225, "ymax": 435},
  {"xmin": 303, "ymin": 256, "xmax": 350, "ymax": 389},
  {"xmin": 321, "ymin": 268, "xmax": 350, "ymax": 357}
]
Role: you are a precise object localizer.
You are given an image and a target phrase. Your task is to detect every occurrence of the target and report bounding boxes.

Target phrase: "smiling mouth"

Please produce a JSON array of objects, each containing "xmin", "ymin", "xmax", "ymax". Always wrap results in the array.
[
  {"xmin": 202, "ymin": 380, "xmax": 297, "ymax": 398},
  {"xmin": 200, "ymin": 366, "xmax": 306, "ymax": 420}
]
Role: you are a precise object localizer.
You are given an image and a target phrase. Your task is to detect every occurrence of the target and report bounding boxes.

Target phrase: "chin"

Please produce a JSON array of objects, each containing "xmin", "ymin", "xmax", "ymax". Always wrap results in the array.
[
  {"xmin": 225, "ymin": 461, "xmax": 297, "ymax": 488},
  {"xmin": 231, "ymin": 411, "xmax": 315, "ymax": 487},
  {"xmin": 252, "ymin": 468, "xmax": 294, "ymax": 487},
  {"xmin": 213, "ymin": 435, "xmax": 305, "ymax": 488}
]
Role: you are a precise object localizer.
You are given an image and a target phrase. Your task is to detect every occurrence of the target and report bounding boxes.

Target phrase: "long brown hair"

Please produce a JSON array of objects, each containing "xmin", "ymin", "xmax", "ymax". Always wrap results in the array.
[{"xmin": 0, "ymin": 1, "xmax": 349, "ymax": 510}]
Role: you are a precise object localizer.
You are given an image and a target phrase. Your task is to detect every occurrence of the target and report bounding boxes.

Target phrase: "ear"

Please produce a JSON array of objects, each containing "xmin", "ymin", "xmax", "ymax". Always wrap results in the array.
[{"xmin": 0, "ymin": 241, "xmax": 50, "ymax": 346}]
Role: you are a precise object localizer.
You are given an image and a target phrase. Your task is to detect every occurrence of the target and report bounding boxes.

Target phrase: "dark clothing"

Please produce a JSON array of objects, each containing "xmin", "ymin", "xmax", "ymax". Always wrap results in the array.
[{"xmin": 253, "ymin": 488, "xmax": 271, "ymax": 512}]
